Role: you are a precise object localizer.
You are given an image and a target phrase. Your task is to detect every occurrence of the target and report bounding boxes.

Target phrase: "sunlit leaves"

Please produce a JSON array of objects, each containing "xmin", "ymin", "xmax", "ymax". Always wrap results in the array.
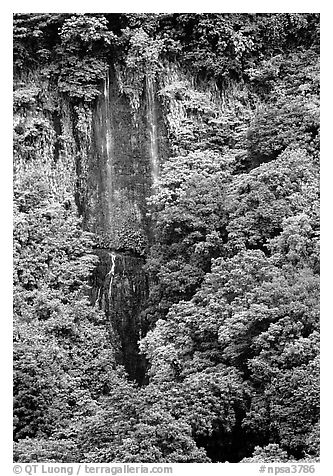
[
  {"xmin": 226, "ymin": 148, "xmax": 319, "ymax": 254},
  {"xmin": 13, "ymin": 171, "xmax": 117, "ymax": 443}
]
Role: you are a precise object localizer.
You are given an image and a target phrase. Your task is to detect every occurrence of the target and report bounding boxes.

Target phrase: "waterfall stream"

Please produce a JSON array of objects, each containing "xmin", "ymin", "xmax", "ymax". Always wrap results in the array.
[
  {"xmin": 107, "ymin": 252, "xmax": 116, "ymax": 299},
  {"xmin": 104, "ymin": 69, "xmax": 112, "ymax": 161},
  {"xmin": 146, "ymin": 75, "xmax": 159, "ymax": 185},
  {"xmin": 91, "ymin": 249, "xmax": 149, "ymax": 382}
]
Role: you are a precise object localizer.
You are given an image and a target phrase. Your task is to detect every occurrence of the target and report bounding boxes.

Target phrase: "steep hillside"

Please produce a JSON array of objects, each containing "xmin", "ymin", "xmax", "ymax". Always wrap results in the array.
[{"xmin": 13, "ymin": 13, "xmax": 319, "ymax": 463}]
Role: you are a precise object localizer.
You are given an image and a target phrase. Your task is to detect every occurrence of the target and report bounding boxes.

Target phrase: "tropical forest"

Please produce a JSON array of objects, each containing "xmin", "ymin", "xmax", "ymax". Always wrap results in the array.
[{"xmin": 13, "ymin": 13, "xmax": 320, "ymax": 463}]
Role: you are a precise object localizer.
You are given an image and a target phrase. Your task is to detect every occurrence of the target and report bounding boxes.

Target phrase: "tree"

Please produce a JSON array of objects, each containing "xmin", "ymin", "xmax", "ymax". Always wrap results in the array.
[
  {"xmin": 144, "ymin": 149, "xmax": 233, "ymax": 324},
  {"xmin": 226, "ymin": 148, "xmax": 319, "ymax": 254},
  {"xmin": 13, "ymin": 169, "xmax": 118, "ymax": 449},
  {"xmin": 77, "ymin": 379, "xmax": 209, "ymax": 462},
  {"xmin": 246, "ymin": 99, "xmax": 319, "ymax": 167},
  {"xmin": 141, "ymin": 246, "xmax": 319, "ymax": 459}
]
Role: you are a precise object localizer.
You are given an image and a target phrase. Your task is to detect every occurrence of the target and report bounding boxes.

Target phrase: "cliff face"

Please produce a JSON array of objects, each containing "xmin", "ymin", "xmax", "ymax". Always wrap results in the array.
[
  {"xmin": 77, "ymin": 67, "xmax": 170, "ymax": 381},
  {"xmin": 85, "ymin": 67, "xmax": 169, "ymax": 380},
  {"xmin": 82, "ymin": 66, "xmax": 164, "ymax": 249}
]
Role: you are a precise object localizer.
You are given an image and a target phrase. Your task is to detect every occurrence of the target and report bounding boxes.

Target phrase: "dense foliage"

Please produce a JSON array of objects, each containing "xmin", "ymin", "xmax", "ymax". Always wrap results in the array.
[{"xmin": 13, "ymin": 13, "xmax": 319, "ymax": 463}]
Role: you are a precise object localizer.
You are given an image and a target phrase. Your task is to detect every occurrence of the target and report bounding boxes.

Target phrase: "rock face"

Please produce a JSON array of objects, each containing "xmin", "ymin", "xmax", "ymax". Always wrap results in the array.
[
  {"xmin": 78, "ymin": 66, "xmax": 167, "ymax": 381},
  {"xmin": 91, "ymin": 250, "xmax": 149, "ymax": 382}
]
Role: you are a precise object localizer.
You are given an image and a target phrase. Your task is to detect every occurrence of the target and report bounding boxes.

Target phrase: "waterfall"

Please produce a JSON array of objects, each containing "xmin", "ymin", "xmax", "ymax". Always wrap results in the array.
[
  {"xmin": 88, "ymin": 68, "xmax": 165, "ymax": 382},
  {"xmin": 104, "ymin": 68, "xmax": 113, "ymax": 235},
  {"xmin": 94, "ymin": 286, "xmax": 101, "ymax": 307},
  {"xmin": 104, "ymin": 69, "xmax": 112, "ymax": 160},
  {"xmin": 107, "ymin": 252, "xmax": 116, "ymax": 299},
  {"xmin": 146, "ymin": 75, "xmax": 159, "ymax": 184},
  {"xmin": 91, "ymin": 249, "xmax": 149, "ymax": 382}
]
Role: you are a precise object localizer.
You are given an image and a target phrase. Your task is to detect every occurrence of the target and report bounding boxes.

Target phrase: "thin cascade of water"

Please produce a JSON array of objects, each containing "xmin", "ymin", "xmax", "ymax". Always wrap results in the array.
[
  {"xmin": 146, "ymin": 75, "xmax": 159, "ymax": 184},
  {"xmin": 102, "ymin": 68, "xmax": 113, "ymax": 232},
  {"xmin": 104, "ymin": 69, "xmax": 112, "ymax": 159},
  {"xmin": 94, "ymin": 287, "xmax": 102, "ymax": 307},
  {"xmin": 106, "ymin": 252, "xmax": 116, "ymax": 299}
]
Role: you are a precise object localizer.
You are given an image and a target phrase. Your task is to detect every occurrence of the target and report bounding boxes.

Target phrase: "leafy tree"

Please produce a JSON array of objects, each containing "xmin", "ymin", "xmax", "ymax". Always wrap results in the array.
[
  {"xmin": 13, "ymin": 14, "xmax": 69, "ymax": 70},
  {"xmin": 241, "ymin": 444, "xmax": 292, "ymax": 463},
  {"xmin": 246, "ymin": 99, "xmax": 319, "ymax": 166},
  {"xmin": 152, "ymin": 14, "xmax": 319, "ymax": 82},
  {"xmin": 143, "ymin": 150, "xmax": 233, "ymax": 323},
  {"xmin": 56, "ymin": 15, "xmax": 118, "ymax": 102},
  {"xmin": 14, "ymin": 437, "xmax": 81, "ymax": 463},
  {"xmin": 78, "ymin": 380, "xmax": 209, "ymax": 462},
  {"xmin": 226, "ymin": 148, "xmax": 319, "ymax": 254},
  {"xmin": 245, "ymin": 49, "xmax": 319, "ymax": 100},
  {"xmin": 141, "ymin": 246, "xmax": 319, "ymax": 459},
  {"xmin": 241, "ymin": 443, "xmax": 319, "ymax": 463},
  {"xmin": 13, "ymin": 170, "xmax": 118, "ymax": 445}
]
